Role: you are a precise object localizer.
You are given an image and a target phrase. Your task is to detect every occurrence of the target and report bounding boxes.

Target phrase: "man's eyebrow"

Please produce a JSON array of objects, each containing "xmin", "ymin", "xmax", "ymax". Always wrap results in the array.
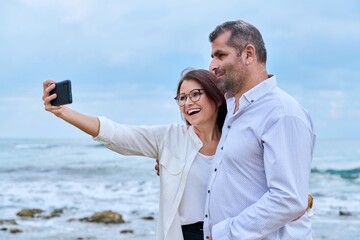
[{"xmin": 211, "ymin": 50, "xmax": 224, "ymax": 58}]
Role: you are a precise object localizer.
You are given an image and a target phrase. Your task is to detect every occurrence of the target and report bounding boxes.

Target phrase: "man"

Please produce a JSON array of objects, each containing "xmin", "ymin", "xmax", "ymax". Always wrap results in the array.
[{"xmin": 204, "ymin": 20, "xmax": 315, "ymax": 239}]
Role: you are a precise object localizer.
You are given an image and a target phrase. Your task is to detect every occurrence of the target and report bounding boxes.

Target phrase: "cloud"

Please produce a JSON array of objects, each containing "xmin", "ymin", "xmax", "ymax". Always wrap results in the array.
[
  {"xmin": 318, "ymin": 90, "xmax": 345, "ymax": 118},
  {"xmin": 0, "ymin": 0, "xmax": 359, "ymax": 139}
]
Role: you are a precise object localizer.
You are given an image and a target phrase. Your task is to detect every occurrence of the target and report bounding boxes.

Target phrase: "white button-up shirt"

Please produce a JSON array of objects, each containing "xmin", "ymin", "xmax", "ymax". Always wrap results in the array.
[
  {"xmin": 204, "ymin": 76, "xmax": 315, "ymax": 240},
  {"xmin": 94, "ymin": 118, "xmax": 203, "ymax": 240}
]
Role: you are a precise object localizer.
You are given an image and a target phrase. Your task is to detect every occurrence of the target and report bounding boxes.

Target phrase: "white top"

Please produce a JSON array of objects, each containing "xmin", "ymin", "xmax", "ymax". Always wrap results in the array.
[
  {"xmin": 179, "ymin": 152, "xmax": 214, "ymax": 225},
  {"xmin": 94, "ymin": 117, "xmax": 203, "ymax": 240},
  {"xmin": 204, "ymin": 75, "xmax": 316, "ymax": 240}
]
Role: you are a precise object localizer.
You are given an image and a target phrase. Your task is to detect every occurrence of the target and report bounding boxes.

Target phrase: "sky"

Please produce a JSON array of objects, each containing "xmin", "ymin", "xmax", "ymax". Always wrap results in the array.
[{"xmin": 0, "ymin": 0, "xmax": 359, "ymax": 140}]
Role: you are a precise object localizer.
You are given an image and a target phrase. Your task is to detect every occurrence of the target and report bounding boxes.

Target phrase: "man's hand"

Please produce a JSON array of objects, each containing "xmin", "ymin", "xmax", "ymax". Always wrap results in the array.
[{"xmin": 292, "ymin": 193, "xmax": 314, "ymax": 221}]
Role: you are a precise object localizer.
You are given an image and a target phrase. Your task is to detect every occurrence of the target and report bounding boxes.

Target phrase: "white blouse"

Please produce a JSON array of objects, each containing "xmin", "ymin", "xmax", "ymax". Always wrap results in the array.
[{"xmin": 179, "ymin": 152, "xmax": 215, "ymax": 225}]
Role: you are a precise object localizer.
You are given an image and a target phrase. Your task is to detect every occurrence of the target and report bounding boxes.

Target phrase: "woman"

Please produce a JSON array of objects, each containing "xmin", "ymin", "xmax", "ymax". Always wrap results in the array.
[{"xmin": 42, "ymin": 68, "xmax": 227, "ymax": 240}]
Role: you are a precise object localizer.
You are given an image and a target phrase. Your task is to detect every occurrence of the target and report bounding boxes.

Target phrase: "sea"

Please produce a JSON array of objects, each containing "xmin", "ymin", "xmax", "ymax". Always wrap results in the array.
[{"xmin": 0, "ymin": 138, "xmax": 359, "ymax": 240}]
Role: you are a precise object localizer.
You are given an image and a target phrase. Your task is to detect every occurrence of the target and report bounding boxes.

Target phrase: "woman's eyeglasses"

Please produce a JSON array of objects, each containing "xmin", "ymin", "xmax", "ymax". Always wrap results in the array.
[{"xmin": 174, "ymin": 89, "xmax": 204, "ymax": 106}]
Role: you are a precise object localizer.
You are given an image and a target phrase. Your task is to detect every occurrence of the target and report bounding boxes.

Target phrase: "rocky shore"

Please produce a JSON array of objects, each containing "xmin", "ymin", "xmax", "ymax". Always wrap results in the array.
[{"xmin": 0, "ymin": 208, "xmax": 155, "ymax": 238}]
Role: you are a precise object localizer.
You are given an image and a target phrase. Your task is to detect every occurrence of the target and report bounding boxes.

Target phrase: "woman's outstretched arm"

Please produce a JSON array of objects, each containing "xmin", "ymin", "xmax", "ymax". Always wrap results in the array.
[{"xmin": 42, "ymin": 80, "xmax": 100, "ymax": 137}]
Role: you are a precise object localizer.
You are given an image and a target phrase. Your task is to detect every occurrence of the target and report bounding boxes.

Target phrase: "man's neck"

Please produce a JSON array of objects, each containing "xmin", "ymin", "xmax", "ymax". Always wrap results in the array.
[{"xmin": 233, "ymin": 65, "xmax": 268, "ymax": 113}]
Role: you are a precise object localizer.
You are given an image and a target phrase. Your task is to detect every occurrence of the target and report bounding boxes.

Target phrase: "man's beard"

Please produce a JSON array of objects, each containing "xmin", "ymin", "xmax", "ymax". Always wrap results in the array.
[
  {"xmin": 216, "ymin": 61, "xmax": 247, "ymax": 97},
  {"xmin": 218, "ymin": 74, "xmax": 244, "ymax": 98}
]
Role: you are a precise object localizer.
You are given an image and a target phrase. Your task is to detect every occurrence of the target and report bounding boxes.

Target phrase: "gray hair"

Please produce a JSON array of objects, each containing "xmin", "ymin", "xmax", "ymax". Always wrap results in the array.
[{"xmin": 209, "ymin": 20, "xmax": 267, "ymax": 63}]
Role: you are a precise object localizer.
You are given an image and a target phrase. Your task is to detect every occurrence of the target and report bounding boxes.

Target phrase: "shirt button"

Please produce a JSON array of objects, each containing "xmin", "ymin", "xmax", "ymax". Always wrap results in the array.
[
  {"xmin": 221, "ymin": 147, "xmax": 223, "ymax": 150},
  {"xmin": 251, "ymin": 100, "xmax": 254, "ymax": 103},
  {"xmin": 214, "ymin": 168, "xmax": 217, "ymax": 172},
  {"xmin": 206, "ymin": 236, "xmax": 209, "ymax": 239},
  {"xmin": 205, "ymin": 214, "xmax": 208, "ymax": 218},
  {"xmin": 227, "ymin": 125, "xmax": 230, "ymax": 129},
  {"xmin": 208, "ymin": 190, "xmax": 210, "ymax": 193}
]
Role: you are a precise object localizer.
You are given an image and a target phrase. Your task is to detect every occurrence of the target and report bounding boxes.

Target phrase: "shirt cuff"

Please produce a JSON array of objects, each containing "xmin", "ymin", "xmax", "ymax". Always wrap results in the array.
[{"xmin": 93, "ymin": 116, "xmax": 115, "ymax": 144}]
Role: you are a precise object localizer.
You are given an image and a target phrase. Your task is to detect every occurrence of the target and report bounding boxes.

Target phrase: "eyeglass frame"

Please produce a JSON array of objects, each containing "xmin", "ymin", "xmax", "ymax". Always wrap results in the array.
[{"xmin": 174, "ymin": 89, "xmax": 204, "ymax": 106}]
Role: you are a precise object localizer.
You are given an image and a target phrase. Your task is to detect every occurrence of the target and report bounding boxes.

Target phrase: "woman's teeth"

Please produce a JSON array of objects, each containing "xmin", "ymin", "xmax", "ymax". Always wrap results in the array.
[{"xmin": 187, "ymin": 108, "xmax": 201, "ymax": 115}]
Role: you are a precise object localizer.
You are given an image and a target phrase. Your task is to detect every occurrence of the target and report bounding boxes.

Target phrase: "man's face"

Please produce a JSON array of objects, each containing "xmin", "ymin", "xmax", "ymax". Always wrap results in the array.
[{"xmin": 209, "ymin": 31, "xmax": 247, "ymax": 97}]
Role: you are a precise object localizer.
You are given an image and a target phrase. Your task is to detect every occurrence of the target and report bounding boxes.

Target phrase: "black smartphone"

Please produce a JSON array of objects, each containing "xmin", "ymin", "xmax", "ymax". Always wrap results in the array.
[{"xmin": 50, "ymin": 80, "xmax": 73, "ymax": 106}]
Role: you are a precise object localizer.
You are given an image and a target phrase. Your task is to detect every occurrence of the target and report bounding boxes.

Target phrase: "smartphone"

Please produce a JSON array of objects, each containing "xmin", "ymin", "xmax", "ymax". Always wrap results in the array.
[{"xmin": 50, "ymin": 80, "xmax": 73, "ymax": 106}]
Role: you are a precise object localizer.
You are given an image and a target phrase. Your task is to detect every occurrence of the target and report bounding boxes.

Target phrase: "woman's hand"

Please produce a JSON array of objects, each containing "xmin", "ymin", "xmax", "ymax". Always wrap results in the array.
[
  {"xmin": 155, "ymin": 159, "xmax": 160, "ymax": 176},
  {"xmin": 42, "ymin": 79, "xmax": 100, "ymax": 137},
  {"xmin": 42, "ymin": 80, "xmax": 65, "ymax": 116}
]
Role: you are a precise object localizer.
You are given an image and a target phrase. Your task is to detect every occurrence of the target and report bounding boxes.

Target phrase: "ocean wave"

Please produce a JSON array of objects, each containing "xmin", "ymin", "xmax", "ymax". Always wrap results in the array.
[
  {"xmin": 13, "ymin": 143, "xmax": 104, "ymax": 150},
  {"xmin": 0, "ymin": 165, "xmax": 119, "ymax": 175},
  {"xmin": 311, "ymin": 167, "xmax": 360, "ymax": 179},
  {"xmin": 88, "ymin": 143, "xmax": 106, "ymax": 148},
  {"xmin": 0, "ymin": 166, "xmax": 54, "ymax": 174},
  {"xmin": 14, "ymin": 143, "xmax": 56, "ymax": 150}
]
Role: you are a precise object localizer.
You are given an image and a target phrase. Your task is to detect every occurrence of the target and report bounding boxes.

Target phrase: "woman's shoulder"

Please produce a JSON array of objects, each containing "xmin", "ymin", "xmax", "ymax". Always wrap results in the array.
[{"xmin": 167, "ymin": 123, "xmax": 192, "ymax": 133}]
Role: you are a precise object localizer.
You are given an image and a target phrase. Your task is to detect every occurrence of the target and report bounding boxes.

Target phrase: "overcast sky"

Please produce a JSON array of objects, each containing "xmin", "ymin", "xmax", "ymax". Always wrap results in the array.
[{"xmin": 1, "ymin": 0, "xmax": 359, "ymax": 140}]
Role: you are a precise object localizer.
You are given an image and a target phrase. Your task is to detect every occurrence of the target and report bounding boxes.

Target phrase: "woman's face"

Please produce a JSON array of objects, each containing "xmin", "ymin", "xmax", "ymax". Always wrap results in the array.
[{"xmin": 178, "ymin": 79, "xmax": 218, "ymax": 128}]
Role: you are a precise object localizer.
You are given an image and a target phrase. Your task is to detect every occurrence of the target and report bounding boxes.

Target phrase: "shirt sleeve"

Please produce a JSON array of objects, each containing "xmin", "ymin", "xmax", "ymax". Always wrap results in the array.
[
  {"xmin": 94, "ymin": 116, "xmax": 166, "ymax": 158},
  {"xmin": 212, "ymin": 115, "xmax": 315, "ymax": 239}
]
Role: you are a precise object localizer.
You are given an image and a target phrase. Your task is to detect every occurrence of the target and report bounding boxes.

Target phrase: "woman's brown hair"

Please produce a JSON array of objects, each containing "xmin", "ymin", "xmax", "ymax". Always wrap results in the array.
[{"xmin": 175, "ymin": 68, "xmax": 227, "ymax": 131}]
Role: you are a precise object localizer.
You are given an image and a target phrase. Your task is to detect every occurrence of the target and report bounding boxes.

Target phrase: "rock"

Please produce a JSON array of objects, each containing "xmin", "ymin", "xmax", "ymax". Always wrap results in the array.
[
  {"xmin": 79, "ymin": 210, "xmax": 125, "ymax": 224},
  {"xmin": 141, "ymin": 216, "xmax": 154, "ymax": 220},
  {"xmin": 0, "ymin": 219, "xmax": 17, "ymax": 225},
  {"xmin": 16, "ymin": 208, "xmax": 44, "ymax": 218},
  {"xmin": 10, "ymin": 228, "xmax": 22, "ymax": 234},
  {"xmin": 120, "ymin": 229, "xmax": 134, "ymax": 234},
  {"xmin": 16, "ymin": 208, "xmax": 63, "ymax": 219},
  {"xmin": 339, "ymin": 210, "xmax": 351, "ymax": 216},
  {"xmin": 43, "ymin": 209, "xmax": 64, "ymax": 219}
]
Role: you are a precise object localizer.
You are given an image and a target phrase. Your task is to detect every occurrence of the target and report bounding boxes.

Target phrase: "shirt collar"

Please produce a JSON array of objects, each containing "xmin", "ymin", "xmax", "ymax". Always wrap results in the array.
[
  {"xmin": 243, "ymin": 74, "xmax": 276, "ymax": 103},
  {"xmin": 225, "ymin": 75, "xmax": 277, "ymax": 113}
]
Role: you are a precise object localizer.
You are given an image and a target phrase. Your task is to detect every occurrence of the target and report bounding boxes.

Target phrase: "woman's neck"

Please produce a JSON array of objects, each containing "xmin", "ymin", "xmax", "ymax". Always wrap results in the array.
[{"xmin": 194, "ymin": 125, "xmax": 221, "ymax": 156}]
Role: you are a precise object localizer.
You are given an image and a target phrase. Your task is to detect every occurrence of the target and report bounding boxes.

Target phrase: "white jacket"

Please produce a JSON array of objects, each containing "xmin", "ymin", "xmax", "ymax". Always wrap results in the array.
[{"xmin": 94, "ymin": 116, "xmax": 203, "ymax": 240}]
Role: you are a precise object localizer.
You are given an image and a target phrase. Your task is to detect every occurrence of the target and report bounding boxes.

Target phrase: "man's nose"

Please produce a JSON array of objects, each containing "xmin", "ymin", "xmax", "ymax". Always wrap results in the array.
[{"xmin": 209, "ymin": 59, "xmax": 218, "ymax": 72}]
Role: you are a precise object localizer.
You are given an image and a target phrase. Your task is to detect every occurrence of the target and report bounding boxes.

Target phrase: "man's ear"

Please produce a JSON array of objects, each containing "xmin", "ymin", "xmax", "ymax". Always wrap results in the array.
[{"xmin": 243, "ymin": 44, "xmax": 255, "ymax": 65}]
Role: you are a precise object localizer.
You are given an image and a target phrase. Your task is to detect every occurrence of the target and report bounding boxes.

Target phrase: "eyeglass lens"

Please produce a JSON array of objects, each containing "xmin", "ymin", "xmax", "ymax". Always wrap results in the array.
[{"xmin": 175, "ymin": 89, "xmax": 203, "ymax": 106}]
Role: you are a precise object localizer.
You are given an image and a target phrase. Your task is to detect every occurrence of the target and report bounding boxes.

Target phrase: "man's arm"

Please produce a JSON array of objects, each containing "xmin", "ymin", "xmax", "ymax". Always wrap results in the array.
[{"xmin": 211, "ymin": 116, "xmax": 315, "ymax": 239}]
